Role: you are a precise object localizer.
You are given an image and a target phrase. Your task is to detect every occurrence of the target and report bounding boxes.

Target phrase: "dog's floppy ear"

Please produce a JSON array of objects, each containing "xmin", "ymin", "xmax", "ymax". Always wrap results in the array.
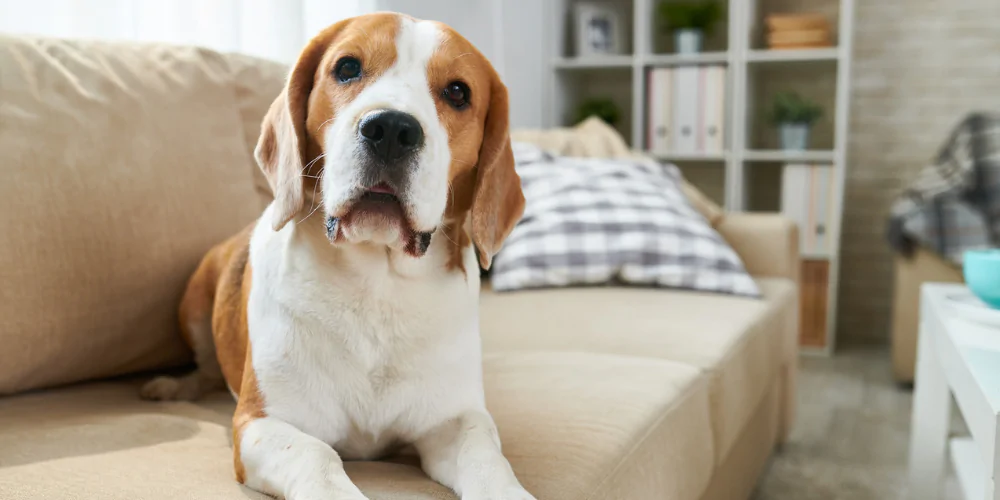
[
  {"xmin": 470, "ymin": 71, "xmax": 525, "ymax": 270},
  {"xmin": 254, "ymin": 28, "xmax": 338, "ymax": 231}
]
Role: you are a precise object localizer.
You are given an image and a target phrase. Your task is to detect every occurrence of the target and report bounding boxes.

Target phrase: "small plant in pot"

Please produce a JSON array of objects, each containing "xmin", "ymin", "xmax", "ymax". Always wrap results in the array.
[
  {"xmin": 657, "ymin": 0, "xmax": 723, "ymax": 55},
  {"xmin": 769, "ymin": 91, "xmax": 823, "ymax": 151},
  {"xmin": 575, "ymin": 97, "xmax": 621, "ymax": 126}
]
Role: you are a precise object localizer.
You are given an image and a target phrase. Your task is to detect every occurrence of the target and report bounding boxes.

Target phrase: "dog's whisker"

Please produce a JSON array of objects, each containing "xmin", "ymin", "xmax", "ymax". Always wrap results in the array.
[
  {"xmin": 302, "ymin": 153, "xmax": 327, "ymax": 174},
  {"xmin": 298, "ymin": 167, "xmax": 326, "ymax": 224},
  {"xmin": 299, "ymin": 199, "xmax": 324, "ymax": 224},
  {"xmin": 446, "ymin": 179, "xmax": 457, "ymax": 212},
  {"xmin": 315, "ymin": 117, "xmax": 336, "ymax": 135},
  {"xmin": 438, "ymin": 225, "xmax": 458, "ymax": 247}
]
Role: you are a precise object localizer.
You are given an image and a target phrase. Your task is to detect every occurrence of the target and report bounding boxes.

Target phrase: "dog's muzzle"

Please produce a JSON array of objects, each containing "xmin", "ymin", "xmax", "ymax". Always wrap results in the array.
[{"xmin": 325, "ymin": 215, "xmax": 435, "ymax": 258}]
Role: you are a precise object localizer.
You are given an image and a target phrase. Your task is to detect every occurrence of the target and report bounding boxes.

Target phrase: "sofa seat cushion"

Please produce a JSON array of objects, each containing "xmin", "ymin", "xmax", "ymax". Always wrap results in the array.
[
  {"xmin": 480, "ymin": 278, "xmax": 796, "ymax": 465},
  {"xmin": 0, "ymin": 352, "xmax": 714, "ymax": 500}
]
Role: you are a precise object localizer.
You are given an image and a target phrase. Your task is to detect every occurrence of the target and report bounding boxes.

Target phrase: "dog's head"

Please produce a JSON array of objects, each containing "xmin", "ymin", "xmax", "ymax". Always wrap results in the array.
[{"xmin": 254, "ymin": 12, "xmax": 523, "ymax": 269}]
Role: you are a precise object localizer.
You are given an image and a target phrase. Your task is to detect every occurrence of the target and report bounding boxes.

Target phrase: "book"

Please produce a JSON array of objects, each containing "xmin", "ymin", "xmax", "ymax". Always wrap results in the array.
[
  {"xmin": 700, "ymin": 65, "xmax": 725, "ymax": 153},
  {"xmin": 782, "ymin": 163, "xmax": 810, "ymax": 252},
  {"xmin": 671, "ymin": 66, "xmax": 700, "ymax": 153},
  {"xmin": 782, "ymin": 163, "xmax": 837, "ymax": 256},
  {"xmin": 647, "ymin": 68, "xmax": 672, "ymax": 154}
]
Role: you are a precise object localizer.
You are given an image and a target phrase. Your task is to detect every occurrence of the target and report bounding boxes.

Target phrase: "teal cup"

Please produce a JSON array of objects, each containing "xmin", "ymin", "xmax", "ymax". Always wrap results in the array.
[{"xmin": 964, "ymin": 249, "xmax": 1000, "ymax": 309}]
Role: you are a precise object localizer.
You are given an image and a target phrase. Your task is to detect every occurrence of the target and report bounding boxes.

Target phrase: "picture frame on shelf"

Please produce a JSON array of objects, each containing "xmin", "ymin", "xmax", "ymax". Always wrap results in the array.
[{"xmin": 574, "ymin": 2, "xmax": 625, "ymax": 57}]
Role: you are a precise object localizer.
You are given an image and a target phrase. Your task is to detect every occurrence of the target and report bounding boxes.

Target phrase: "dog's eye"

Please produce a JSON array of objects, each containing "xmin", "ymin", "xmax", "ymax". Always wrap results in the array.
[
  {"xmin": 334, "ymin": 57, "xmax": 362, "ymax": 83},
  {"xmin": 443, "ymin": 81, "xmax": 470, "ymax": 109}
]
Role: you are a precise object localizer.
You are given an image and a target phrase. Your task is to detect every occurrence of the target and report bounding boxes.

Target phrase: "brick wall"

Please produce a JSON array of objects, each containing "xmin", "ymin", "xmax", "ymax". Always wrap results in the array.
[{"xmin": 837, "ymin": 0, "xmax": 1000, "ymax": 344}]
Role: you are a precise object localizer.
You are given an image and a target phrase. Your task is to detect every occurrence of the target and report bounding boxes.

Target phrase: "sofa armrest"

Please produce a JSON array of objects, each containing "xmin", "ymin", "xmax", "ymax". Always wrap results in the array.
[
  {"xmin": 719, "ymin": 212, "xmax": 800, "ymax": 446},
  {"xmin": 716, "ymin": 213, "xmax": 800, "ymax": 284}
]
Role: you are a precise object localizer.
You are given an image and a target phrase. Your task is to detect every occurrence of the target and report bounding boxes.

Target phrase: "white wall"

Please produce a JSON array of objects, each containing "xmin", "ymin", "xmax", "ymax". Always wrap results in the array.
[{"xmin": 0, "ymin": 0, "xmax": 547, "ymax": 127}]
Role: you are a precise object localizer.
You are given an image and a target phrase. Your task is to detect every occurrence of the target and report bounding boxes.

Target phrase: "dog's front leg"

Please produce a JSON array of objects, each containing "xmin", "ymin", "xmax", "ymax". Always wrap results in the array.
[
  {"xmin": 416, "ymin": 411, "xmax": 536, "ymax": 500},
  {"xmin": 236, "ymin": 415, "xmax": 367, "ymax": 500}
]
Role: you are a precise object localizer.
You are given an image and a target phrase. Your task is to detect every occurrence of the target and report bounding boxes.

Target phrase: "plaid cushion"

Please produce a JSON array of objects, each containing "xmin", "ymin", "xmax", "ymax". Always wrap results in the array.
[{"xmin": 491, "ymin": 143, "xmax": 760, "ymax": 297}]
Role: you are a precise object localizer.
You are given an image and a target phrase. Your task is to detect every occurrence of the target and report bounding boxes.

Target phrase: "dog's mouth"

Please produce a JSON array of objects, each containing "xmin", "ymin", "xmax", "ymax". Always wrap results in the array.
[
  {"xmin": 355, "ymin": 183, "xmax": 403, "ymax": 213},
  {"xmin": 325, "ymin": 183, "xmax": 433, "ymax": 257}
]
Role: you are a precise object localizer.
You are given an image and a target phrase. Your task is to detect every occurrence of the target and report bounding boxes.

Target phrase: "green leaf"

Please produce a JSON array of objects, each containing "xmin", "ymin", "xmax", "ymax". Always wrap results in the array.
[
  {"xmin": 768, "ymin": 90, "xmax": 823, "ymax": 125},
  {"xmin": 657, "ymin": 1, "xmax": 723, "ymax": 34},
  {"xmin": 575, "ymin": 97, "xmax": 621, "ymax": 126}
]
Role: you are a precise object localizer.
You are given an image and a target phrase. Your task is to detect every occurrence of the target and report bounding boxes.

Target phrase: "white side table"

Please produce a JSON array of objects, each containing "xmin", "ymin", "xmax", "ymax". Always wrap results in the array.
[{"xmin": 908, "ymin": 284, "xmax": 1000, "ymax": 500}]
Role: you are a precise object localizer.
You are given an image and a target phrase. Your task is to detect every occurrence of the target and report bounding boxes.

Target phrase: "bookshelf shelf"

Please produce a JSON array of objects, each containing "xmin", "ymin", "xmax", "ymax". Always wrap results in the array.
[
  {"xmin": 544, "ymin": 0, "xmax": 855, "ymax": 355},
  {"xmin": 803, "ymin": 251, "xmax": 834, "ymax": 260},
  {"xmin": 746, "ymin": 48, "xmax": 840, "ymax": 63},
  {"xmin": 650, "ymin": 151, "xmax": 729, "ymax": 162},
  {"xmin": 743, "ymin": 149, "xmax": 835, "ymax": 162},
  {"xmin": 553, "ymin": 56, "xmax": 634, "ymax": 70},
  {"xmin": 645, "ymin": 52, "xmax": 729, "ymax": 66}
]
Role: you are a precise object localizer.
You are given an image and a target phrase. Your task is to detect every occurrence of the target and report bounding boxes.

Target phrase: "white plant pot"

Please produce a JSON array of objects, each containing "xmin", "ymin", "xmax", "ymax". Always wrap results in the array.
[
  {"xmin": 779, "ymin": 123, "xmax": 811, "ymax": 151},
  {"xmin": 675, "ymin": 29, "xmax": 703, "ymax": 55}
]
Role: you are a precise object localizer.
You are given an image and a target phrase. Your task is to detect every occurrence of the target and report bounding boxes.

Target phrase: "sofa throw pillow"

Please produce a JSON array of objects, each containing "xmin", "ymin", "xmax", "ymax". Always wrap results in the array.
[{"xmin": 490, "ymin": 143, "xmax": 760, "ymax": 297}]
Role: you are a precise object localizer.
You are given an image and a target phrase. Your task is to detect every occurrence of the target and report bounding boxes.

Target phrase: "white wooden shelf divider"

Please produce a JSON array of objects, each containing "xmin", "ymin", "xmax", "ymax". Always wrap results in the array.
[
  {"xmin": 543, "ymin": 0, "xmax": 854, "ymax": 354},
  {"xmin": 747, "ymin": 47, "xmax": 840, "ymax": 63},
  {"xmin": 645, "ymin": 52, "xmax": 729, "ymax": 65},
  {"xmin": 648, "ymin": 151, "xmax": 730, "ymax": 162},
  {"xmin": 553, "ymin": 56, "xmax": 634, "ymax": 69},
  {"xmin": 743, "ymin": 149, "xmax": 836, "ymax": 162}
]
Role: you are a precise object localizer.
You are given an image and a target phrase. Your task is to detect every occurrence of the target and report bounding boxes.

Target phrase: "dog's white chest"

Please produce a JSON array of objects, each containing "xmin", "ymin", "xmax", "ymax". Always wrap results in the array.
[{"xmin": 246, "ymin": 217, "xmax": 484, "ymax": 459}]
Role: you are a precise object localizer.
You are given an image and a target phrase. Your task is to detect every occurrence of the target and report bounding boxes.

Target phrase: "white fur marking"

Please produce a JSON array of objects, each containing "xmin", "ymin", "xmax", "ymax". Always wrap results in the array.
[{"xmin": 322, "ymin": 18, "xmax": 450, "ymax": 243}]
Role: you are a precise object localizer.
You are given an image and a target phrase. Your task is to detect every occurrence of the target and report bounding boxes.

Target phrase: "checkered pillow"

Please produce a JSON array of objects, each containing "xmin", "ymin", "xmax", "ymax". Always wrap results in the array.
[{"xmin": 490, "ymin": 143, "xmax": 760, "ymax": 297}]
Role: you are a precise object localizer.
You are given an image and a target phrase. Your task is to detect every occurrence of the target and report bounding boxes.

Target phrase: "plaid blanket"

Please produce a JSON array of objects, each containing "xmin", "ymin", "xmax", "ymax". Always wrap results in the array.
[{"xmin": 887, "ymin": 112, "xmax": 1000, "ymax": 265}]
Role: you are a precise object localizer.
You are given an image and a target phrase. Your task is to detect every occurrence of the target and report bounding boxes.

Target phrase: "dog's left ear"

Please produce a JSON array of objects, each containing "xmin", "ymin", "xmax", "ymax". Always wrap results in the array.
[
  {"xmin": 470, "ymin": 71, "xmax": 525, "ymax": 270},
  {"xmin": 254, "ymin": 23, "xmax": 343, "ymax": 231}
]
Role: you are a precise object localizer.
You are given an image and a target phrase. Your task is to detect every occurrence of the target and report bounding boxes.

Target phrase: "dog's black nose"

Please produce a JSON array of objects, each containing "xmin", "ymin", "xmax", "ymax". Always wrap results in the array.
[{"xmin": 359, "ymin": 110, "xmax": 424, "ymax": 162}]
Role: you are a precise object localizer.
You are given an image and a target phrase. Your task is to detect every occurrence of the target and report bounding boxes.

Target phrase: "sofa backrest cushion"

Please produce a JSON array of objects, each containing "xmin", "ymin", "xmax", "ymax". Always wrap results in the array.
[{"xmin": 0, "ymin": 36, "xmax": 284, "ymax": 395}]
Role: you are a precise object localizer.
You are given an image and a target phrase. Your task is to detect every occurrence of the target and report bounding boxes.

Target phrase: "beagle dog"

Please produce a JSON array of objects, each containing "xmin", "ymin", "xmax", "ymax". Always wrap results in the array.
[{"xmin": 140, "ymin": 12, "xmax": 532, "ymax": 500}]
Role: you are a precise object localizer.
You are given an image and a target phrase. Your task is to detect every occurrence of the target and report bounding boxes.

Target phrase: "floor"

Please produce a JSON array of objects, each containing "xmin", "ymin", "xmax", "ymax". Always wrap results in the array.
[{"xmin": 752, "ymin": 347, "xmax": 964, "ymax": 500}]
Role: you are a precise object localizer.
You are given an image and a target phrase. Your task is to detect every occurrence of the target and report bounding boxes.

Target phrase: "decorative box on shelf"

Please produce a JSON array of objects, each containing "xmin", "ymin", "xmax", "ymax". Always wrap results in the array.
[{"xmin": 765, "ymin": 13, "xmax": 833, "ymax": 50}]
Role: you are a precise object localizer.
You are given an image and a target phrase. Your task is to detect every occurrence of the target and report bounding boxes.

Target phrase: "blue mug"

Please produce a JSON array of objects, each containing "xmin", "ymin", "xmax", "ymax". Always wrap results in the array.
[{"xmin": 964, "ymin": 249, "xmax": 1000, "ymax": 309}]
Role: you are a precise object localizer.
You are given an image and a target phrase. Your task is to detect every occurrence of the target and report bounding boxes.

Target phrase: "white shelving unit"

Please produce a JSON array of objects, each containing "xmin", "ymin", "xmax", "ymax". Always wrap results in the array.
[{"xmin": 543, "ymin": 0, "xmax": 854, "ymax": 354}]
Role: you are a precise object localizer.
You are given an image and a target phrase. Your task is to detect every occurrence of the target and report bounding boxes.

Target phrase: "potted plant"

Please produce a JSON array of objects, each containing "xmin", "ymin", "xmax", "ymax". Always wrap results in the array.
[
  {"xmin": 657, "ymin": 1, "xmax": 723, "ymax": 55},
  {"xmin": 769, "ymin": 91, "xmax": 823, "ymax": 151},
  {"xmin": 575, "ymin": 97, "xmax": 621, "ymax": 126}
]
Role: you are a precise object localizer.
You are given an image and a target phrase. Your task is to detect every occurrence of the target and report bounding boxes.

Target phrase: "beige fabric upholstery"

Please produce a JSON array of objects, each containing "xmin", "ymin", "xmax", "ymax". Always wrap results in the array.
[
  {"xmin": 481, "ymin": 278, "xmax": 796, "ymax": 464},
  {"xmin": 510, "ymin": 117, "xmax": 725, "ymax": 227},
  {"xmin": 0, "ymin": 36, "xmax": 286, "ymax": 395},
  {"xmin": 511, "ymin": 117, "xmax": 635, "ymax": 159},
  {"xmin": 891, "ymin": 248, "xmax": 963, "ymax": 382},
  {"xmin": 224, "ymin": 52, "xmax": 288, "ymax": 206},
  {"xmin": 0, "ymin": 352, "xmax": 714, "ymax": 500},
  {"xmin": 699, "ymin": 383, "xmax": 780, "ymax": 500},
  {"xmin": 717, "ymin": 213, "xmax": 800, "ymax": 284},
  {"xmin": 715, "ymin": 213, "xmax": 801, "ymax": 441}
]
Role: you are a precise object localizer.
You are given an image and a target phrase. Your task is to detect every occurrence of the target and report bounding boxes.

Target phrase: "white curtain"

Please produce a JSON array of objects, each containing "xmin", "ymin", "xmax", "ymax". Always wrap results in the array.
[{"xmin": 0, "ymin": 0, "xmax": 376, "ymax": 63}]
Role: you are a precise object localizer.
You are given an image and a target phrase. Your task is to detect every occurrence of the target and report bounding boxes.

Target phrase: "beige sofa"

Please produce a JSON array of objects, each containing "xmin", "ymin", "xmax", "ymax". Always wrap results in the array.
[
  {"xmin": 0, "ymin": 36, "xmax": 799, "ymax": 500},
  {"xmin": 891, "ymin": 249, "xmax": 963, "ymax": 383}
]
